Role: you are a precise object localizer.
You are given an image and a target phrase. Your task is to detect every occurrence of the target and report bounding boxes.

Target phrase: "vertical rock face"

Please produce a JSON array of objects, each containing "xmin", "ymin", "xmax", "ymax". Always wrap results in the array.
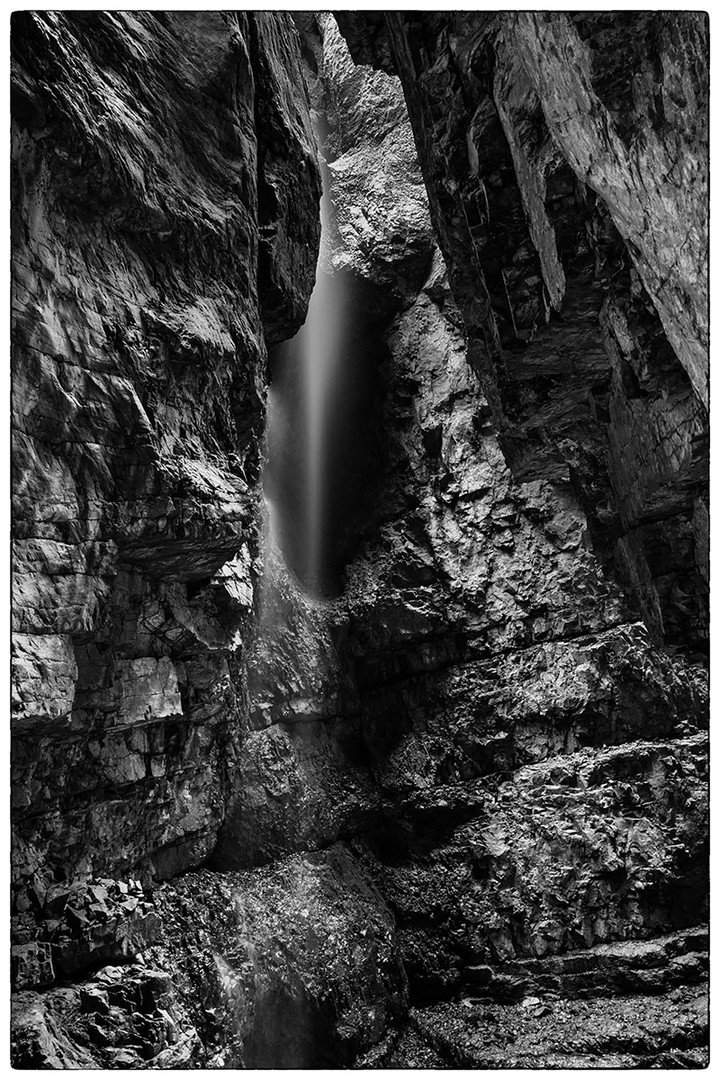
[
  {"xmin": 213, "ymin": 12, "xmax": 706, "ymax": 1065},
  {"xmin": 12, "ymin": 10, "xmax": 708, "ymax": 1071},
  {"xmin": 11, "ymin": 10, "xmax": 320, "ymax": 892},
  {"xmin": 337, "ymin": 11, "xmax": 709, "ymax": 658},
  {"xmin": 212, "ymin": 13, "xmax": 440, "ymax": 872},
  {"xmin": 11, "ymin": 13, "xmax": 410, "ymax": 1070},
  {"xmin": 336, "ymin": 248, "xmax": 707, "ymax": 1029}
]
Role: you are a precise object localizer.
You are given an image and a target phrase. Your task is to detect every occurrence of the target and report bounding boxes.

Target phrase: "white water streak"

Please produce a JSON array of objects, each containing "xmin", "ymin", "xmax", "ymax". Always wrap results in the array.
[{"xmin": 303, "ymin": 183, "xmax": 338, "ymax": 591}]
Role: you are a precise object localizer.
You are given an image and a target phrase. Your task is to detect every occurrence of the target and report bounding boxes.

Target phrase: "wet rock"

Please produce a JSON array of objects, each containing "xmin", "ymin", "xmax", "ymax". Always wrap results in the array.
[
  {"xmin": 149, "ymin": 845, "xmax": 409, "ymax": 1067},
  {"xmin": 11, "ymin": 10, "xmax": 708, "ymax": 1072}
]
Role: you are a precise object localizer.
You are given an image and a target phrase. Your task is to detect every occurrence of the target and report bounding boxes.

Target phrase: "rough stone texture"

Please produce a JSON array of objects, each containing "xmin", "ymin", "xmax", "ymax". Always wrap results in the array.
[
  {"xmin": 11, "ymin": 10, "xmax": 709, "ymax": 1072},
  {"xmin": 312, "ymin": 15, "xmax": 435, "ymax": 313},
  {"xmin": 211, "ymin": 534, "xmax": 382, "ymax": 869},
  {"xmin": 511, "ymin": 13, "xmax": 708, "ymax": 406},
  {"xmin": 11, "ymin": 10, "xmax": 320, "ymax": 891},
  {"xmin": 367, "ymin": 982, "xmax": 708, "ymax": 1068},
  {"xmin": 216, "ymin": 15, "xmax": 706, "ymax": 1065},
  {"xmin": 11, "ymin": 876, "xmax": 202, "ymax": 1067},
  {"xmin": 337, "ymin": 11, "xmax": 709, "ymax": 657},
  {"xmin": 12, "ymin": 966, "xmax": 202, "ymax": 1070},
  {"xmin": 148, "ymin": 846, "xmax": 409, "ymax": 1068},
  {"xmin": 331, "ymin": 245, "xmax": 707, "ymax": 1056},
  {"xmin": 354, "ymin": 736, "xmax": 707, "ymax": 994},
  {"xmin": 12, "ymin": 850, "xmax": 408, "ymax": 1070}
]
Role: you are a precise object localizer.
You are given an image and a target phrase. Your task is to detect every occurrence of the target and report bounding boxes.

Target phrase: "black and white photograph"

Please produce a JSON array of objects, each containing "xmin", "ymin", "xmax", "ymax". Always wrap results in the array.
[{"xmin": 10, "ymin": 7, "xmax": 709, "ymax": 1069}]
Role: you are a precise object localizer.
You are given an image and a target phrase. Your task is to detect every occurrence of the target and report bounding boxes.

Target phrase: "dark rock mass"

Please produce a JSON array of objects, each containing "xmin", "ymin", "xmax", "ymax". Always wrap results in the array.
[
  {"xmin": 336, "ymin": 11, "xmax": 709, "ymax": 659},
  {"xmin": 11, "ymin": 10, "xmax": 708, "ymax": 1069}
]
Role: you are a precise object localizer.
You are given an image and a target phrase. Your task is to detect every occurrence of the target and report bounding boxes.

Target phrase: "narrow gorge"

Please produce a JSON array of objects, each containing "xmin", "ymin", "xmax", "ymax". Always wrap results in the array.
[{"xmin": 11, "ymin": 11, "xmax": 709, "ymax": 1069}]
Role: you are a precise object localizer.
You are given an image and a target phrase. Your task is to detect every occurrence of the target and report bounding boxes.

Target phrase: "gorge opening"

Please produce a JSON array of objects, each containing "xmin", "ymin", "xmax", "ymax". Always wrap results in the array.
[{"xmin": 10, "ymin": 9, "xmax": 709, "ymax": 1071}]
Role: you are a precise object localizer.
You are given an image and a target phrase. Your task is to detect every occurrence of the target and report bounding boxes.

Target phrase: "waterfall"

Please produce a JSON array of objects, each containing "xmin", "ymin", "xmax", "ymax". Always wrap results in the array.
[
  {"xmin": 264, "ymin": 164, "xmax": 345, "ymax": 598},
  {"xmin": 260, "ymin": 150, "xmax": 378, "ymax": 608},
  {"xmin": 302, "ymin": 179, "xmax": 339, "ymax": 593}
]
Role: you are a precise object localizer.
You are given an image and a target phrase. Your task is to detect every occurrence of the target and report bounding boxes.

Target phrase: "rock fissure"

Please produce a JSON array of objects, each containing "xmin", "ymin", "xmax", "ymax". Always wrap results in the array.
[{"xmin": 12, "ymin": 9, "xmax": 708, "ymax": 1070}]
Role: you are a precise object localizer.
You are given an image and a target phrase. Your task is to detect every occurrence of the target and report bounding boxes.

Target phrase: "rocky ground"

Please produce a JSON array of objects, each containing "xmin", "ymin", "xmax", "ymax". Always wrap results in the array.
[
  {"xmin": 362, "ymin": 980, "xmax": 709, "ymax": 1069},
  {"xmin": 11, "ymin": 11, "xmax": 708, "ymax": 1070}
]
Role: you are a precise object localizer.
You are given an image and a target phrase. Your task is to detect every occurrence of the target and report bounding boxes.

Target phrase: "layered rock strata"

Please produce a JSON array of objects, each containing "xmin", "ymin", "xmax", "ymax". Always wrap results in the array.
[
  {"xmin": 211, "ymin": 14, "xmax": 708, "ymax": 1064},
  {"xmin": 336, "ymin": 11, "xmax": 709, "ymax": 657},
  {"xmin": 11, "ymin": 11, "xmax": 342, "ymax": 1067},
  {"xmin": 11, "ymin": 8, "xmax": 320, "ymax": 893},
  {"xmin": 11, "ymin": 10, "xmax": 709, "ymax": 1070}
]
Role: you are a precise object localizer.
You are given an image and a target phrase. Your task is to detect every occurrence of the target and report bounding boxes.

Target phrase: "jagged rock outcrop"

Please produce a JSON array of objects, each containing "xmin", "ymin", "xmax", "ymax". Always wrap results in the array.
[
  {"xmin": 213, "ymin": 13, "xmax": 708, "ymax": 1065},
  {"xmin": 336, "ymin": 11, "xmax": 709, "ymax": 658},
  {"xmin": 210, "ymin": 537, "xmax": 380, "ymax": 869},
  {"xmin": 12, "ymin": 963, "xmax": 200, "ymax": 1069},
  {"xmin": 12, "ymin": 845, "xmax": 409, "ymax": 1069},
  {"xmin": 10, "ymin": 10, "xmax": 328, "ymax": 1067},
  {"xmin": 313, "ymin": 15, "xmax": 435, "ymax": 312},
  {"xmin": 11, "ymin": 10, "xmax": 320, "ymax": 890},
  {"xmin": 149, "ymin": 845, "xmax": 408, "ymax": 1067},
  {"xmin": 335, "ymin": 236, "xmax": 707, "ymax": 1049},
  {"xmin": 12, "ymin": 10, "xmax": 709, "ymax": 1071}
]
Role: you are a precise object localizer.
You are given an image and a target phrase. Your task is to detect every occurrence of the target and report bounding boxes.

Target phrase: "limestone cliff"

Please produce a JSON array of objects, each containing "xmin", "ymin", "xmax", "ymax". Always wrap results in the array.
[
  {"xmin": 11, "ymin": 11, "xmax": 323, "ymax": 1066},
  {"xmin": 12, "ymin": 9, "xmax": 320, "ymax": 891},
  {"xmin": 11, "ymin": 10, "xmax": 708, "ymax": 1070},
  {"xmin": 211, "ymin": 14, "xmax": 707, "ymax": 1064},
  {"xmin": 337, "ymin": 11, "xmax": 709, "ymax": 658}
]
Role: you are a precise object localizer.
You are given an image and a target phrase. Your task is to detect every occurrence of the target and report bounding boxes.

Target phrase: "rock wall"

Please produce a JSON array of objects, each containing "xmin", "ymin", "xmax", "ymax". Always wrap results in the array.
[
  {"xmin": 11, "ymin": 12, "xmax": 338, "ymax": 1067},
  {"xmin": 337, "ymin": 11, "xmax": 709, "ymax": 658},
  {"xmin": 11, "ymin": 10, "xmax": 709, "ymax": 1070},
  {"xmin": 211, "ymin": 13, "xmax": 708, "ymax": 1064},
  {"xmin": 337, "ymin": 238, "xmax": 707, "ymax": 1033},
  {"xmin": 11, "ymin": 10, "xmax": 320, "ymax": 890}
]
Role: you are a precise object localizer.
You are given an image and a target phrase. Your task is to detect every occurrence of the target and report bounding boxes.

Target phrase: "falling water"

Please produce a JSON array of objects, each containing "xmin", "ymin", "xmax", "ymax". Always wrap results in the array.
[
  {"xmin": 263, "ymin": 163, "xmax": 350, "ymax": 598},
  {"xmin": 218, "ymin": 147, "xmax": 381, "ymax": 1067},
  {"xmin": 239, "ymin": 149, "xmax": 383, "ymax": 788},
  {"xmin": 260, "ymin": 151, "xmax": 379, "ymax": 604},
  {"xmin": 302, "ymin": 179, "xmax": 339, "ymax": 592}
]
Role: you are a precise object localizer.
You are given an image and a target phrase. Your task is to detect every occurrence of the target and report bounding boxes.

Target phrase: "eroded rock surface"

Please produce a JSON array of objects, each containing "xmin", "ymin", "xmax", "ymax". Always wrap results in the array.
[
  {"xmin": 12, "ymin": 10, "xmax": 708, "ymax": 1071},
  {"xmin": 149, "ymin": 846, "xmax": 408, "ymax": 1067},
  {"xmin": 12, "ymin": 963, "xmax": 200, "ymax": 1070},
  {"xmin": 11, "ymin": 10, "xmax": 320, "ymax": 890},
  {"xmin": 363, "ymin": 980, "xmax": 708, "ymax": 1069},
  {"xmin": 215, "ymin": 13, "xmax": 708, "ymax": 1065},
  {"xmin": 337, "ymin": 11, "xmax": 709, "ymax": 657}
]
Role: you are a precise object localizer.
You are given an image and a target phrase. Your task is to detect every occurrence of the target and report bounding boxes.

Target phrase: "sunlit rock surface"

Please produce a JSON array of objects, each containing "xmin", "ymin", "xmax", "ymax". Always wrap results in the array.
[{"xmin": 313, "ymin": 14, "xmax": 435, "ymax": 311}]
